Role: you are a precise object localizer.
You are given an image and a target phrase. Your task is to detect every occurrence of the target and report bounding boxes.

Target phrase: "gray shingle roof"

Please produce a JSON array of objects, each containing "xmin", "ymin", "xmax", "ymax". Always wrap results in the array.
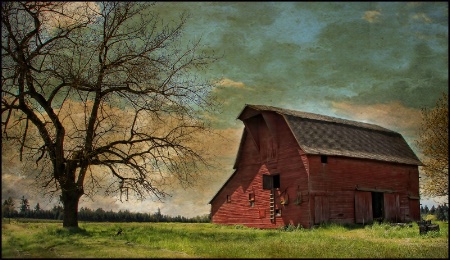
[{"xmin": 243, "ymin": 105, "xmax": 422, "ymax": 166}]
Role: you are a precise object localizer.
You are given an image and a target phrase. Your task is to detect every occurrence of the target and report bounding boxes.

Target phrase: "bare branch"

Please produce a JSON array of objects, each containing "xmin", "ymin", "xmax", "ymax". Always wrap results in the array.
[{"xmin": 2, "ymin": 1, "xmax": 220, "ymax": 227}]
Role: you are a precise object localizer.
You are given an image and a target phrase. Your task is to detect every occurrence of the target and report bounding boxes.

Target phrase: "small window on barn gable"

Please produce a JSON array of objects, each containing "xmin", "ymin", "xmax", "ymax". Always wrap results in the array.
[
  {"xmin": 273, "ymin": 175, "xmax": 280, "ymax": 188},
  {"xmin": 321, "ymin": 155, "xmax": 328, "ymax": 164},
  {"xmin": 249, "ymin": 193, "xmax": 255, "ymax": 207},
  {"xmin": 275, "ymin": 208, "xmax": 282, "ymax": 217},
  {"xmin": 226, "ymin": 195, "xmax": 231, "ymax": 203},
  {"xmin": 263, "ymin": 174, "xmax": 280, "ymax": 190}
]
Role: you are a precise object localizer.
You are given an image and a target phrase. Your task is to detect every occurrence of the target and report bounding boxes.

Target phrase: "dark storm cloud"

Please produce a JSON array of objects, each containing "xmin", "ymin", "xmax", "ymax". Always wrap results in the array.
[
  {"xmin": 183, "ymin": 3, "xmax": 445, "ymax": 104},
  {"xmin": 351, "ymin": 43, "xmax": 447, "ymax": 109},
  {"xmin": 3, "ymin": 2, "xmax": 447, "ymax": 217},
  {"xmin": 177, "ymin": 1, "xmax": 447, "ymax": 131},
  {"xmin": 298, "ymin": 17, "xmax": 447, "ymax": 107}
]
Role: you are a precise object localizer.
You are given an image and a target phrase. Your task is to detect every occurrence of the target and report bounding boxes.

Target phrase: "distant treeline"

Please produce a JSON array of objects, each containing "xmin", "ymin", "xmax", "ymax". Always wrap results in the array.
[
  {"xmin": 3, "ymin": 196, "xmax": 447, "ymax": 223},
  {"xmin": 2, "ymin": 196, "xmax": 210, "ymax": 223},
  {"xmin": 420, "ymin": 204, "xmax": 448, "ymax": 221}
]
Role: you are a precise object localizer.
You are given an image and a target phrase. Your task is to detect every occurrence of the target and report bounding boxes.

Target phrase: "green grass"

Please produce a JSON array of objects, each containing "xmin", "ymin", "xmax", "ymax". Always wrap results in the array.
[{"xmin": 2, "ymin": 219, "xmax": 448, "ymax": 258}]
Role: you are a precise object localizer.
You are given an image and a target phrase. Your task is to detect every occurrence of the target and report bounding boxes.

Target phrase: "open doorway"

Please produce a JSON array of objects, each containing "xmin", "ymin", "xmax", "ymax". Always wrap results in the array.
[
  {"xmin": 355, "ymin": 191, "xmax": 386, "ymax": 224},
  {"xmin": 372, "ymin": 192, "xmax": 384, "ymax": 221}
]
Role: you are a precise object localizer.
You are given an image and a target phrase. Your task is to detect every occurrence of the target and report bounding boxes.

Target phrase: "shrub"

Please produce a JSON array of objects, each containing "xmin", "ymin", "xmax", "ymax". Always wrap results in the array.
[
  {"xmin": 279, "ymin": 223, "xmax": 304, "ymax": 232},
  {"xmin": 233, "ymin": 224, "xmax": 246, "ymax": 229},
  {"xmin": 425, "ymin": 214, "xmax": 437, "ymax": 221}
]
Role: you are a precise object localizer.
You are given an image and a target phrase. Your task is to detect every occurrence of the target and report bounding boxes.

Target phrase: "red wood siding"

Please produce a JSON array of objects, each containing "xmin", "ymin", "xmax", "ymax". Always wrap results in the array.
[
  {"xmin": 355, "ymin": 191, "xmax": 373, "ymax": 224},
  {"xmin": 210, "ymin": 112, "xmax": 311, "ymax": 228},
  {"xmin": 408, "ymin": 199, "xmax": 420, "ymax": 221},
  {"xmin": 308, "ymin": 155, "xmax": 420, "ymax": 224},
  {"xmin": 314, "ymin": 196, "xmax": 330, "ymax": 224},
  {"xmin": 210, "ymin": 111, "xmax": 421, "ymax": 229},
  {"xmin": 384, "ymin": 193, "xmax": 400, "ymax": 222}
]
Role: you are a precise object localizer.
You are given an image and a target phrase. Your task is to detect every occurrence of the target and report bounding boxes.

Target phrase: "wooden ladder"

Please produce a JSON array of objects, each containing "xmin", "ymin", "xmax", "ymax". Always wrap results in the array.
[{"xmin": 270, "ymin": 190, "xmax": 275, "ymax": 222}]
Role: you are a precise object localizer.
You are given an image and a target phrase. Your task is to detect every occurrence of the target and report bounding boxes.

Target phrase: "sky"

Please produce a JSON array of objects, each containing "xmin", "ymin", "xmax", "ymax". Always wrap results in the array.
[{"xmin": 2, "ymin": 2, "xmax": 448, "ymax": 217}]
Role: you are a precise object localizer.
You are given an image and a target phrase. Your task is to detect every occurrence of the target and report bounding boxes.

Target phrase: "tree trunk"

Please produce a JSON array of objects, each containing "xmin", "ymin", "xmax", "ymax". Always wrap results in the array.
[
  {"xmin": 61, "ymin": 185, "xmax": 83, "ymax": 228},
  {"xmin": 60, "ymin": 161, "xmax": 83, "ymax": 228},
  {"xmin": 59, "ymin": 156, "xmax": 84, "ymax": 228}
]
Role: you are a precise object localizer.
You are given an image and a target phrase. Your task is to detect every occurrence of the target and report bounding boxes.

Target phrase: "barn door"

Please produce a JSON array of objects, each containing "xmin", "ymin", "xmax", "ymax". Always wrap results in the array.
[
  {"xmin": 408, "ymin": 199, "xmax": 420, "ymax": 222},
  {"xmin": 384, "ymin": 193, "xmax": 400, "ymax": 222},
  {"xmin": 314, "ymin": 196, "xmax": 329, "ymax": 224},
  {"xmin": 355, "ymin": 191, "xmax": 373, "ymax": 224}
]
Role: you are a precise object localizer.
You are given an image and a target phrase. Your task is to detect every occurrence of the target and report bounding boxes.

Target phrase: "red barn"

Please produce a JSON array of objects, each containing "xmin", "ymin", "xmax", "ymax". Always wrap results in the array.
[{"xmin": 209, "ymin": 105, "xmax": 422, "ymax": 228}]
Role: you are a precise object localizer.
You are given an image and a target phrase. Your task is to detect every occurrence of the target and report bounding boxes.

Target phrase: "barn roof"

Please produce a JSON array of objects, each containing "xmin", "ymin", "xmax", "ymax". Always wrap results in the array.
[{"xmin": 237, "ymin": 104, "xmax": 422, "ymax": 166}]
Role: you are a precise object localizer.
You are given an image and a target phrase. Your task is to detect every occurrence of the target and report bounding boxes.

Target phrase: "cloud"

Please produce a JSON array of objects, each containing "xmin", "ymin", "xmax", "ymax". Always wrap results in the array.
[
  {"xmin": 412, "ymin": 13, "xmax": 432, "ymax": 23},
  {"xmin": 1, "ymin": 122, "xmax": 242, "ymax": 218},
  {"xmin": 77, "ymin": 126, "xmax": 243, "ymax": 217},
  {"xmin": 215, "ymin": 78, "xmax": 246, "ymax": 88},
  {"xmin": 331, "ymin": 101, "xmax": 422, "ymax": 146},
  {"xmin": 40, "ymin": 2, "xmax": 100, "ymax": 31},
  {"xmin": 362, "ymin": 10, "xmax": 381, "ymax": 23},
  {"xmin": 1, "ymin": 165, "xmax": 59, "ymax": 210}
]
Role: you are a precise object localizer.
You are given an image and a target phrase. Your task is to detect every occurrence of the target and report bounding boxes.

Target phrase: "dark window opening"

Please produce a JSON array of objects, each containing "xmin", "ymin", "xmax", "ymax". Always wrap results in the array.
[
  {"xmin": 321, "ymin": 155, "xmax": 328, "ymax": 163},
  {"xmin": 263, "ymin": 175, "xmax": 272, "ymax": 190},
  {"xmin": 275, "ymin": 209, "xmax": 282, "ymax": 217},
  {"xmin": 273, "ymin": 175, "xmax": 280, "ymax": 189},
  {"xmin": 226, "ymin": 195, "xmax": 231, "ymax": 203},
  {"xmin": 263, "ymin": 174, "xmax": 280, "ymax": 190},
  {"xmin": 372, "ymin": 192, "xmax": 384, "ymax": 220}
]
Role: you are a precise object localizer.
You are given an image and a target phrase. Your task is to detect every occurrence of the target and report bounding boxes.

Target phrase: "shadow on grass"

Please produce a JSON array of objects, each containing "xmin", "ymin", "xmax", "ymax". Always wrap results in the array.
[
  {"xmin": 314, "ymin": 222, "xmax": 411, "ymax": 230},
  {"xmin": 336, "ymin": 223, "xmax": 366, "ymax": 230},
  {"xmin": 277, "ymin": 222, "xmax": 365, "ymax": 232},
  {"xmin": 53, "ymin": 227, "xmax": 92, "ymax": 237},
  {"xmin": 278, "ymin": 222, "xmax": 421, "ymax": 232}
]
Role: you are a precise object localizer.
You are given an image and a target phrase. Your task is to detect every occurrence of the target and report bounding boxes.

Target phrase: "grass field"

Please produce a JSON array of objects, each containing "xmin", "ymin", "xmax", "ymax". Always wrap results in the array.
[{"xmin": 2, "ymin": 218, "xmax": 448, "ymax": 258}]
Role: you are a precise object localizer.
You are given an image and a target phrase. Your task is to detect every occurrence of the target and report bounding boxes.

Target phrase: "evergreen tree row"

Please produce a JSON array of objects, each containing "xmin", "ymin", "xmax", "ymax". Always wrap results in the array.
[
  {"xmin": 4, "ymin": 196, "xmax": 446, "ymax": 223},
  {"xmin": 420, "ymin": 204, "xmax": 448, "ymax": 221},
  {"xmin": 2, "ymin": 196, "xmax": 210, "ymax": 223}
]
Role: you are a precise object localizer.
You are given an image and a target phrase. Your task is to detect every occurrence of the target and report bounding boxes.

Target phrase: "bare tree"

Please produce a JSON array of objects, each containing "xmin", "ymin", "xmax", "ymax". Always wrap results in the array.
[{"xmin": 2, "ymin": 2, "xmax": 219, "ymax": 227}]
